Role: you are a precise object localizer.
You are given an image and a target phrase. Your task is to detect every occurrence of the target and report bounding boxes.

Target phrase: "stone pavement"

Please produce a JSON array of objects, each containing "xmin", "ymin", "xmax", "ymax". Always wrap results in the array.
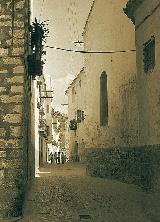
[{"xmin": 17, "ymin": 163, "xmax": 160, "ymax": 222}]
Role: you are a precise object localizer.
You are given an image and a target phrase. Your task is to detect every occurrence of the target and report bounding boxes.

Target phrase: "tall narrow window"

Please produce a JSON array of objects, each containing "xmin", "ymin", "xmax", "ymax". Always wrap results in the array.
[
  {"xmin": 47, "ymin": 105, "xmax": 49, "ymax": 113},
  {"xmin": 72, "ymin": 87, "xmax": 76, "ymax": 103},
  {"xmin": 143, "ymin": 36, "xmax": 155, "ymax": 73},
  {"xmin": 100, "ymin": 71, "xmax": 108, "ymax": 126},
  {"xmin": 77, "ymin": 109, "xmax": 82, "ymax": 123}
]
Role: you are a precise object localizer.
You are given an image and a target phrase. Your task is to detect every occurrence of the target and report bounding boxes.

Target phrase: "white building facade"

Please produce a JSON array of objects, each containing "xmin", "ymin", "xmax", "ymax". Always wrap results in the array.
[{"xmin": 66, "ymin": 0, "xmax": 138, "ymax": 161}]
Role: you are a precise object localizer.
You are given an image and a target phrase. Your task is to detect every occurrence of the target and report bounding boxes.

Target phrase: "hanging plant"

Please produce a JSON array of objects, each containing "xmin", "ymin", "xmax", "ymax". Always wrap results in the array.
[
  {"xmin": 52, "ymin": 140, "xmax": 58, "ymax": 146},
  {"xmin": 28, "ymin": 18, "xmax": 49, "ymax": 78},
  {"xmin": 69, "ymin": 119, "xmax": 77, "ymax": 130},
  {"xmin": 30, "ymin": 18, "xmax": 49, "ymax": 57}
]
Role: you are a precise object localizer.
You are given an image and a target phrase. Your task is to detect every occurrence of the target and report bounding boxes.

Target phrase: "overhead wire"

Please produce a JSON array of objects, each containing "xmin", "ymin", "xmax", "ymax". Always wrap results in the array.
[
  {"xmin": 45, "ymin": 45, "xmax": 136, "ymax": 54},
  {"xmin": 41, "ymin": 1, "xmax": 135, "ymax": 55}
]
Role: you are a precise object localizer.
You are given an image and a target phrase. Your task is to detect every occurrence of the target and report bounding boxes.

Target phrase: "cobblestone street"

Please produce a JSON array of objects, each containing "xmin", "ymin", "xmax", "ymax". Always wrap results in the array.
[{"xmin": 17, "ymin": 163, "xmax": 160, "ymax": 222}]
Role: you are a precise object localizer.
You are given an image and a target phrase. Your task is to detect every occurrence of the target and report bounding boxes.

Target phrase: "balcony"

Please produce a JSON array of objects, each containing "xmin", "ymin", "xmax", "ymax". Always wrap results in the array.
[
  {"xmin": 39, "ymin": 119, "xmax": 48, "ymax": 138},
  {"xmin": 39, "ymin": 108, "xmax": 45, "ymax": 116},
  {"xmin": 37, "ymin": 102, "xmax": 41, "ymax": 109},
  {"xmin": 69, "ymin": 119, "xmax": 77, "ymax": 130}
]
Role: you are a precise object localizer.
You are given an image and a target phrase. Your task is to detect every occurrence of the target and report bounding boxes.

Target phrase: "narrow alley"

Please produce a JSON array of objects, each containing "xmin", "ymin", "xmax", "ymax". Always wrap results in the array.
[
  {"xmin": 1, "ymin": 0, "xmax": 160, "ymax": 221},
  {"xmin": 19, "ymin": 163, "xmax": 159, "ymax": 222}
]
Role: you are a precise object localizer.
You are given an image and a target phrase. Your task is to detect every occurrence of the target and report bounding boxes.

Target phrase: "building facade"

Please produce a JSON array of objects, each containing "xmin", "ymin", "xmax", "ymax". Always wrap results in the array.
[
  {"xmin": 125, "ymin": 0, "xmax": 160, "ymax": 145},
  {"xmin": 0, "ymin": 0, "xmax": 33, "ymax": 218},
  {"xmin": 52, "ymin": 110, "xmax": 68, "ymax": 156},
  {"xmin": 66, "ymin": 67, "xmax": 87, "ymax": 161},
  {"xmin": 36, "ymin": 75, "xmax": 53, "ymax": 166},
  {"xmin": 66, "ymin": 0, "xmax": 138, "ymax": 162},
  {"xmin": 0, "ymin": 0, "xmax": 49, "ymax": 217},
  {"xmin": 74, "ymin": 0, "xmax": 160, "ymax": 191}
]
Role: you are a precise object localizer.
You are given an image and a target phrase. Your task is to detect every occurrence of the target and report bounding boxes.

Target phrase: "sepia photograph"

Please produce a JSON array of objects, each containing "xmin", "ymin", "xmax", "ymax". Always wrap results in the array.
[{"xmin": 0, "ymin": 0, "xmax": 160, "ymax": 221}]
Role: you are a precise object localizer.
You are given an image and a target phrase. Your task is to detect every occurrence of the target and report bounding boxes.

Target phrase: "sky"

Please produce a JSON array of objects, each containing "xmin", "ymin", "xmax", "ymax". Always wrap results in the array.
[{"xmin": 32, "ymin": 0, "xmax": 93, "ymax": 113}]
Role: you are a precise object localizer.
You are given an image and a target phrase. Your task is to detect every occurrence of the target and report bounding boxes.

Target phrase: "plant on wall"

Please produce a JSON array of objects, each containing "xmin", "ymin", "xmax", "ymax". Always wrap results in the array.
[
  {"xmin": 28, "ymin": 18, "xmax": 49, "ymax": 78},
  {"xmin": 69, "ymin": 119, "xmax": 77, "ymax": 130},
  {"xmin": 52, "ymin": 140, "xmax": 58, "ymax": 146}
]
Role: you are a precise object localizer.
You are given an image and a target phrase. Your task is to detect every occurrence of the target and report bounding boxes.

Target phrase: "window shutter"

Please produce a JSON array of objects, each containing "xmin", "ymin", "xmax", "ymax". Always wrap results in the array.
[{"xmin": 77, "ymin": 110, "xmax": 82, "ymax": 123}]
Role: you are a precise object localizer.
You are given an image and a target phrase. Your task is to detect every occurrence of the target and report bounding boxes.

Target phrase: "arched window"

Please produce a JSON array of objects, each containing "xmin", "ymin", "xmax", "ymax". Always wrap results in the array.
[{"xmin": 100, "ymin": 71, "xmax": 108, "ymax": 126}]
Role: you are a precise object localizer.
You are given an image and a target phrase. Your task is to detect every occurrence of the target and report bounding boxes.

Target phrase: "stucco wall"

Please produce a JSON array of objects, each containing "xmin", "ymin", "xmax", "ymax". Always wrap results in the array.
[
  {"xmin": 67, "ymin": 0, "xmax": 138, "ymax": 161},
  {"xmin": 67, "ymin": 70, "xmax": 87, "ymax": 160},
  {"xmin": 84, "ymin": 54, "xmax": 138, "ymax": 146},
  {"xmin": 134, "ymin": 1, "xmax": 160, "ymax": 145}
]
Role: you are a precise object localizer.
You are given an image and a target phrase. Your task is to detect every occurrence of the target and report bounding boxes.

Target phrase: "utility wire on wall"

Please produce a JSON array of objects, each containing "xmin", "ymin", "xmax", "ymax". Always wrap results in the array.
[{"xmin": 45, "ymin": 45, "xmax": 136, "ymax": 54}]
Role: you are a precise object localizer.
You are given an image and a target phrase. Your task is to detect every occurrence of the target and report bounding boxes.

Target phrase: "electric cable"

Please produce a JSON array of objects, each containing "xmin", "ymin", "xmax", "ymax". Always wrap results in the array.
[{"xmin": 45, "ymin": 45, "xmax": 136, "ymax": 54}]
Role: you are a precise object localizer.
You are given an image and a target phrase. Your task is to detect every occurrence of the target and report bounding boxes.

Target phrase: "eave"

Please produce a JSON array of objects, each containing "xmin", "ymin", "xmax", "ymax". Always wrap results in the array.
[
  {"xmin": 82, "ymin": 0, "xmax": 95, "ymax": 36},
  {"xmin": 124, "ymin": 0, "xmax": 146, "ymax": 24},
  {"xmin": 65, "ymin": 67, "xmax": 85, "ymax": 95}
]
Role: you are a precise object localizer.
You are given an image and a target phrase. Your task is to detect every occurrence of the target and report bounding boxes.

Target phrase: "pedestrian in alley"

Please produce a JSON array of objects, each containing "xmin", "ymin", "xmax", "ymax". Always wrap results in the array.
[
  {"xmin": 61, "ymin": 152, "xmax": 66, "ymax": 164},
  {"xmin": 57, "ymin": 151, "xmax": 61, "ymax": 164},
  {"xmin": 49, "ymin": 152, "xmax": 53, "ymax": 164},
  {"xmin": 54, "ymin": 152, "xmax": 58, "ymax": 164}
]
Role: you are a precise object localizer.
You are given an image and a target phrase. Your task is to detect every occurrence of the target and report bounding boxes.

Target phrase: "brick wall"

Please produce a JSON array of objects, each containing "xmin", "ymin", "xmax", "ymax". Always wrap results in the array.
[
  {"xmin": 86, "ymin": 145, "xmax": 160, "ymax": 192},
  {"xmin": 0, "ymin": 0, "xmax": 32, "ymax": 218}
]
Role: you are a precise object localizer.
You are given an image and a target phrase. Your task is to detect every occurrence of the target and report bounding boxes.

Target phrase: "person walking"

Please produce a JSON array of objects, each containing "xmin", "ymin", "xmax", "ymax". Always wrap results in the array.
[
  {"xmin": 61, "ymin": 152, "xmax": 66, "ymax": 164},
  {"xmin": 57, "ymin": 151, "xmax": 61, "ymax": 164},
  {"xmin": 54, "ymin": 152, "xmax": 57, "ymax": 164},
  {"xmin": 50, "ymin": 152, "xmax": 53, "ymax": 164}
]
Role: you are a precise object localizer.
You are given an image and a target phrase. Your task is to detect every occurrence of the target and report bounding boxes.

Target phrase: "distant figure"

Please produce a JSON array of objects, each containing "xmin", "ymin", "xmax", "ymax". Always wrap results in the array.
[
  {"xmin": 50, "ymin": 152, "xmax": 53, "ymax": 164},
  {"xmin": 57, "ymin": 152, "xmax": 61, "ymax": 164},
  {"xmin": 61, "ymin": 152, "xmax": 66, "ymax": 164},
  {"xmin": 75, "ymin": 154, "xmax": 80, "ymax": 162},
  {"xmin": 54, "ymin": 152, "xmax": 57, "ymax": 164}
]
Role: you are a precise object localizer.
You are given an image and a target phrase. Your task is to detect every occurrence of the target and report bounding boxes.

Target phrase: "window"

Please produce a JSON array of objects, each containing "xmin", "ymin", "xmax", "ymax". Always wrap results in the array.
[
  {"xmin": 100, "ymin": 71, "xmax": 108, "ymax": 126},
  {"xmin": 143, "ymin": 36, "xmax": 155, "ymax": 73},
  {"xmin": 77, "ymin": 109, "xmax": 82, "ymax": 123},
  {"xmin": 47, "ymin": 105, "xmax": 49, "ymax": 113},
  {"xmin": 72, "ymin": 87, "xmax": 76, "ymax": 102},
  {"xmin": 46, "ymin": 126, "xmax": 50, "ymax": 135},
  {"xmin": 81, "ymin": 111, "xmax": 85, "ymax": 121},
  {"xmin": 69, "ymin": 119, "xmax": 77, "ymax": 130}
]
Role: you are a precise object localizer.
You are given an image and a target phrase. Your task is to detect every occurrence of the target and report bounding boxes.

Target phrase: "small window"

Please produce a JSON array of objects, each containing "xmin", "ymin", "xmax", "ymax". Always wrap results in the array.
[
  {"xmin": 81, "ymin": 111, "xmax": 85, "ymax": 121},
  {"xmin": 46, "ymin": 126, "xmax": 50, "ymax": 135},
  {"xmin": 143, "ymin": 37, "xmax": 155, "ymax": 73},
  {"xmin": 77, "ymin": 110, "xmax": 82, "ymax": 123},
  {"xmin": 72, "ymin": 87, "xmax": 76, "ymax": 102},
  {"xmin": 47, "ymin": 105, "xmax": 49, "ymax": 113}
]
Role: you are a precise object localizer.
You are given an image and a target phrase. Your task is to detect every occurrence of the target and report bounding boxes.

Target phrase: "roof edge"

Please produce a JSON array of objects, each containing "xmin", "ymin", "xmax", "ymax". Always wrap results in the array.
[
  {"xmin": 82, "ymin": 0, "xmax": 95, "ymax": 36},
  {"xmin": 124, "ymin": 0, "xmax": 145, "ymax": 24},
  {"xmin": 65, "ymin": 67, "xmax": 85, "ymax": 95}
]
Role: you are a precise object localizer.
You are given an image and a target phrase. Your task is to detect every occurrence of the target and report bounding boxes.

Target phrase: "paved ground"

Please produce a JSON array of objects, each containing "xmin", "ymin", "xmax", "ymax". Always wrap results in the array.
[{"xmin": 18, "ymin": 163, "xmax": 160, "ymax": 222}]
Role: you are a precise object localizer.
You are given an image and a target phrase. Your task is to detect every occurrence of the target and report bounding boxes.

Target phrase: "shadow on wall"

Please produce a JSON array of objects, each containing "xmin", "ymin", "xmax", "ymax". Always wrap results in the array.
[{"xmin": 86, "ymin": 145, "xmax": 160, "ymax": 192}]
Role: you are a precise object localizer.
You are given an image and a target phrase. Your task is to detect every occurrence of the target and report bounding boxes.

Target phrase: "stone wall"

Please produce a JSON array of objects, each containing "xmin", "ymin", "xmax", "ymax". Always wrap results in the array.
[
  {"xmin": 86, "ymin": 145, "xmax": 160, "ymax": 192},
  {"xmin": 0, "ymin": 0, "xmax": 31, "ymax": 218}
]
